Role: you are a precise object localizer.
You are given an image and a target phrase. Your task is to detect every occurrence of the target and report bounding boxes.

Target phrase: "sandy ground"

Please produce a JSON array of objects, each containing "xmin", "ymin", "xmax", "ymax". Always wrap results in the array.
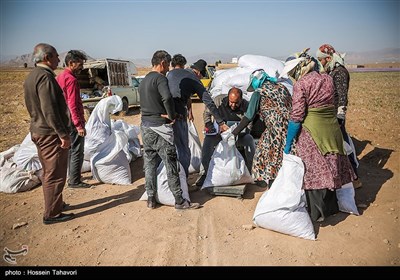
[{"xmin": 0, "ymin": 73, "xmax": 399, "ymax": 268}]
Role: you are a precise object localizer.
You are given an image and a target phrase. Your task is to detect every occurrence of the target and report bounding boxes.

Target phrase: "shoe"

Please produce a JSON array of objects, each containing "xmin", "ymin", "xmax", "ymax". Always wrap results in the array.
[
  {"xmin": 255, "ymin": 180, "xmax": 268, "ymax": 188},
  {"xmin": 68, "ymin": 182, "xmax": 91, "ymax": 188},
  {"xmin": 353, "ymin": 178, "xmax": 362, "ymax": 189},
  {"xmin": 147, "ymin": 196, "xmax": 157, "ymax": 209},
  {"xmin": 175, "ymin": 199, "xmax": 200, "ymax": 210},
  {"xmin": 43, "ymin": 213, "xmax": 75, "ymax": 225},
  {"xmin": 195, "ymin": 174, "xmax": 206, "ymax": 187},
  {"xmin": 62, "ymin": 202, "xmax": 70, "ymax": 210}
]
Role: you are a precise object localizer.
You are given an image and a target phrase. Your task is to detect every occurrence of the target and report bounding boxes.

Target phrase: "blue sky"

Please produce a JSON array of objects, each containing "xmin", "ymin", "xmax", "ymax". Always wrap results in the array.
[{"xmin": 1, "ymin": 0, "xmax": 399, "ymax": 60}]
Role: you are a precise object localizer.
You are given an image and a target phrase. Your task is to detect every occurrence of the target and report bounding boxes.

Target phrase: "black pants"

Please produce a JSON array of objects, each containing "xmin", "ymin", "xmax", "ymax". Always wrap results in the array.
[
  {"xmin": 68, "ymin": 129, "xmax": 85, "ymax": 185},
  {"xmin": 305, "ymin": 189, "xmax": 339, "ymax": 222},
  {"xmin": 339, "ymin": 119, "xmax": 359, "ymax": 178}
]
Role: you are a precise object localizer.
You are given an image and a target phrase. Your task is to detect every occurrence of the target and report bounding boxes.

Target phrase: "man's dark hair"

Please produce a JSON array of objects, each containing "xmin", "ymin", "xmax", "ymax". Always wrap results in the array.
[
  {"xmin": 151, "ymin": 50, "xmax": 171, "ymax": 66},
  {"xmin": 65, "ymin": 50, "xmax": 87, "ymax": 65},
  {"xmin": 171, "ymin": 54, "xmax": 187, "ymax": 68}
]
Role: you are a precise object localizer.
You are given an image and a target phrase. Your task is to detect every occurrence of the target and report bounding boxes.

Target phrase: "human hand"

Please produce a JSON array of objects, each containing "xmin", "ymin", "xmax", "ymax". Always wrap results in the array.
[
  {"xmin": 77, "ymin": 127, "xmax": 86, "ymax": 137},
  {"xmin": 219, "ymin": 123, "xmax": 229, "ymax": 133},
  {"xmin": 60, "ymin": 136, "xmax": 71, "ymax": 149}
]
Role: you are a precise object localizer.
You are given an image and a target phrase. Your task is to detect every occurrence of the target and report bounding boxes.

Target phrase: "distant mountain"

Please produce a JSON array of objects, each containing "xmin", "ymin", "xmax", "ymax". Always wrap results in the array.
[
  {"xmin": 343, "ymin": 48, "xmax": 400, "ymax": 64},
  {"xmin": 2, "ymin": 48, "xmax": 399, "ymax": 68},
  {"xmin": 0, "ymin": 50, "xmax": 94, "ymax": 68}
]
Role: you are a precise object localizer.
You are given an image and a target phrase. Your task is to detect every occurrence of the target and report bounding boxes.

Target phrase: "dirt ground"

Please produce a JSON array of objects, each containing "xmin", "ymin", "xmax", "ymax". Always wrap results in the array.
[{"xmin": 0, "ymin": 69, "xmax": 399, "ymax": 268}]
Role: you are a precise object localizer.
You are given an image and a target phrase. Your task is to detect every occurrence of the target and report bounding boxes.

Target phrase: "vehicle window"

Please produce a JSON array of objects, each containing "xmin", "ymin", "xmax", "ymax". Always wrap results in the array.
[{"xmin": 132, "ymin": 77, "xmax": 140, "ymax": 87}]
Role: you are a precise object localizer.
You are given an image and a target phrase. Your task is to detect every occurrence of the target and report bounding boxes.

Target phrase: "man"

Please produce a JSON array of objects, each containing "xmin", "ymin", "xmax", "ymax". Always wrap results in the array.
[
  {"xmin": 138, "ymin": 50, "xmax": 200, "ymax": 210},
  {"xmin": 316, "ymin": 44, "xmax": 361, "ymax": 189},
  {"xmin": 24, "ymin": 43, "xmax": 74, "ymax": 224},
  {"xmin": 167, "ymin": 56, "xmax": 228, "ymax": 177},
  {"xmin": 56, "ymin": 50, "xmax": 91, "ymax": 188},
  {"xmin": 195, "ymin": 87, "xmax": 256, "ymax": 187}
]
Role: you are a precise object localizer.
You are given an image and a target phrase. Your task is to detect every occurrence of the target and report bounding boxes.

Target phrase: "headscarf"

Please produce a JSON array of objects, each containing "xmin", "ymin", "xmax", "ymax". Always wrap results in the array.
[
  {"xmin": 280, "ymin": 48, "xmax": 319, "ymax": 82},
  {"xmin": 316, "ymin": 44, "xmax": 345, "ymax": 73},
  {"xmin": 247, "ymin": 69, "xmax": 278, "ymax": 92}
]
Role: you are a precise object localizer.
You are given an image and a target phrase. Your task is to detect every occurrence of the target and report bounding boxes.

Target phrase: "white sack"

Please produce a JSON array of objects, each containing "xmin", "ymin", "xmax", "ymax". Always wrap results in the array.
[
  {"xmin": 336, "ymin": 182, "xmax": 359, "ymax": 215},
  {"xmin": 85, "ymin": 95, "xmax": 123, "ymax": 160},
  {"xmin": 111, "ymin": 119, "xmax": 142, "ymax": 161},
  {"xmin": 140, "ymin": 162, "xmax": 190, "ymax": 206},
  {"xmin": 14, "ymin": 133, "xmax": 41, "ymax": 171},
  {"xmin": 202, "ymin": 129, "xmax": 253, "ymax": 188},
  {"xmin": 238, "ymin": 54, "xmax": 284, "ymax": 78},
  {"xmin": 253, "ymin": 154, "xmax": 315, "ymax": 240},
  {"xmin": 91, "ymin": 130, "xmax": 131, "ymax": 185},
  {"xmin": 0, "ymin": 167, "xmax": 41, "ymax": 193},
  {"xmin": 188, "ymin": 121, "xmax": 202, "ymax": 174}
]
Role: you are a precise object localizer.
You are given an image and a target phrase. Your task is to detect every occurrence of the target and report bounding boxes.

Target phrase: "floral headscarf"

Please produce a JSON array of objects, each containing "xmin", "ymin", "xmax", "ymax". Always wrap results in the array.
[{"xmin": 316, "ymin": 44, "xmax": 345, "ymax": 73}]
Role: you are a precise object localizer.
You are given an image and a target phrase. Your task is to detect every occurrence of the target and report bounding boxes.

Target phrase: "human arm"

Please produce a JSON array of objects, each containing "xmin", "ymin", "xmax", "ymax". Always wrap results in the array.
[
  {"xmin": 38, "ymin": 75, "xmax": 71, "ymax": 140},
  {"xmin": 333, "ymin": 67, "xmax": 349, "ymax": 122},
  {"xmin": 158, "ymin": 75, "xmax": 177, "ymax": 121},
  {"xmin": 284, "ymin": 121, "xmax": 301, "ymax": 154},
  {"xmin": 194, "ymin": 82, "xmax": 225, "ymax": 126},
  {"xmin": 62, "ymin": 76, "xmax": 86, "ymax": 136},
  {"xmin": 232, "ymin": 90, "xmax": 261, "ymax": 136},
  {"xmin": 187, "ymin": 98, "xmax": 194, "ymax": 122}
]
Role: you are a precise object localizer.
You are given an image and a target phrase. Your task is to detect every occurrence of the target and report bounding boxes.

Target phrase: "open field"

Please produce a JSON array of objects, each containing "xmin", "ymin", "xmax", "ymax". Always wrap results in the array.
[{"xmin": 0, "ymin": 68, "xmax": 399, "ymax": 267}]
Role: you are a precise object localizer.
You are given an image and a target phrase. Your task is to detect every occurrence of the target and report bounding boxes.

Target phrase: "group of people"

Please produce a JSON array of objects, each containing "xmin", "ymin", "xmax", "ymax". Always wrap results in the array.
[
  {"xmin": 23, "ymin": 42, "xmax": 361, "ymax": 225},
  {"xmin": 24, "ymin": 43, "xmax": 91, "ymax": 225}
]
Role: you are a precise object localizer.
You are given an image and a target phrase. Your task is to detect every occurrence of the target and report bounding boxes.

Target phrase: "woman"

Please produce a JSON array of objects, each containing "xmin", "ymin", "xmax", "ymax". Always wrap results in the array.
[
  {"xmin": 232, "ymin": 69, "xmax": 292, "ymax": 188},
  {"xmin": 282, "ymin": 50, "xmax": 356, "ymax": 222}
]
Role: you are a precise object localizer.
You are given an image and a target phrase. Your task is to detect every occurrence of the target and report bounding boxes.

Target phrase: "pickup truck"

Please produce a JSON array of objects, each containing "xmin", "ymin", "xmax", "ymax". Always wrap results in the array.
[
  {"xmin": 201, "ymin": 65, "xmax": 216, "ymax": 89},
  {"xmin": 77, "ymin": 58, "xmax": 140, "ymax": 114}
]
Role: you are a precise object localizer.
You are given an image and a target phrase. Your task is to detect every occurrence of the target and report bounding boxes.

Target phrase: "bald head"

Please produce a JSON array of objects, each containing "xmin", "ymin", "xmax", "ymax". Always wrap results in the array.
[{"xmin": 228, "ymin": 87, "xmax": 243, "ymax": 110}]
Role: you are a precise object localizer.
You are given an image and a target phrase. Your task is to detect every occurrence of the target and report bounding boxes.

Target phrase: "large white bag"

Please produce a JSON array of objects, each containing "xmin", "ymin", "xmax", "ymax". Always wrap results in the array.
[
  {"xmin": 188, "ymin": 121, "xmax": 202, "ymax": 174},
  {"xmin": 336, "ymin": 182, "xmax": 359, "ymax": 215},
  {"xmin": 14, "ymin": 133, "xmax": 41, "ymax": 171},
  {"xmin": 91, "ymin": 130, "xmax": 132, "ymax": 185},
  {"xmin": 85, "ymin": 96, "xmax": 123, "ymax": 160},
  {"xmin": 238, "ymin": 54, "xmax": 284, "ymax": 78},
  {"xmin": 140, "ymin": 162, "xmax": 190, "ymax": 206},
  {"xmin": 253, "ymin": 154, "xmax": 315, "ymax": 240},
  {"xmin": 0, "ymin": 167, "xmax": 41, "ymax": 193},
  {"xmin": 202, "ymin": 130, "xmax": 253, "ymax": 188},
  {"xmin": 112, "ymin": 119, "xmax": 142, "ymax": 161}
]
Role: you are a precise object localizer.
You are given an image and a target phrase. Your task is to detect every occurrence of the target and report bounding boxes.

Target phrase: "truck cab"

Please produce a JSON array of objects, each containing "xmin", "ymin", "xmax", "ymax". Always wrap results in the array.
[
  {"xmin": 200, "ymin": 65, "xmax": 216, "ymax": 90},
  {"xmin": 77, "ymin": 58, "xmax": 140, "ymax": 114}
]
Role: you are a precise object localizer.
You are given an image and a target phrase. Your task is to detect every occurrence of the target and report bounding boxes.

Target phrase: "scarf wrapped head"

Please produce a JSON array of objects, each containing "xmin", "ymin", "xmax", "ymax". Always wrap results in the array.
[
  {"xmin": 316, "ymin": 44, "xmax": 345, "ymax": 73},
  {"xmin": 280, "ymin": 48, "xmax": 319, "ymax": 82}
]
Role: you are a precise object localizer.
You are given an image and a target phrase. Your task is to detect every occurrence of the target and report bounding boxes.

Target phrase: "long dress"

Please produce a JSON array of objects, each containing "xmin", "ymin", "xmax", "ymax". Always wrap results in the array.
[
  {"xmin": 290, "ymin": 71, "xmax": 355, "ymax": 221},
  {"xmin": 243, "ymin": 81, "xmax": 292, "ymax": 184}
]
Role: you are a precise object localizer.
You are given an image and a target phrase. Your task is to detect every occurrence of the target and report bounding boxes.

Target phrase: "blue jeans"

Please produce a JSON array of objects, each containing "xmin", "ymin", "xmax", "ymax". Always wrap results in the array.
[
  {"xmin": 200, "ymin": 133, "xmax": 255, "ymax": 175},
  {"xmin": 173, "ymin": 119, "xmax": 190, "ymax": 177},
  {"xmin": 68, "ymin": 129, "xmax": 85, "ymax": 185},
  {"xmin": 141, "ymin": 125, "xmax": 184, "ymax": 205}
]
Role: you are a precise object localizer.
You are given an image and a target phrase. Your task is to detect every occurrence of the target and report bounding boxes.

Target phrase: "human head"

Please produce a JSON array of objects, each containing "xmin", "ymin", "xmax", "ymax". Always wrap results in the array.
[
  {"xmin": 33, "ymin": 43, "xmax": 59, "ymax": 70},
  {"xmin": 151, "ymin": 50, "xmax": 171, "ymax": 75},
  {"xmin": 227, "ymin": 87, "xmax": 243, "ymax": 110},
  {"xmin": 171, "ymin": 54, "xmax": 187, "ymax": 68},
  {"xmin": 280, "ymin": 49, "xmax": 319, "ymax": 82},
  {"xmin": 65, "ymin": 50, "xmax": 87, "ymax": 74},
  {"xmin": 316, "ymin": 44, "xmax": 344, "ymax": 73},
  {"xmin": 247, "ymin": 69, "xmax": 278, "ymax": 92},
  {"xmin": 190, "ymin": 59, "xmax": 207, "ymax": 77}
]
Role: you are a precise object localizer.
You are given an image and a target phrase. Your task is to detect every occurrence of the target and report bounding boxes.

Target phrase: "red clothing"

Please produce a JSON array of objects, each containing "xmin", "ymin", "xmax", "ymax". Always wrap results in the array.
[{"xmin": 56, "ymin": 68, "xmax": 85, "ymax": 130}]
